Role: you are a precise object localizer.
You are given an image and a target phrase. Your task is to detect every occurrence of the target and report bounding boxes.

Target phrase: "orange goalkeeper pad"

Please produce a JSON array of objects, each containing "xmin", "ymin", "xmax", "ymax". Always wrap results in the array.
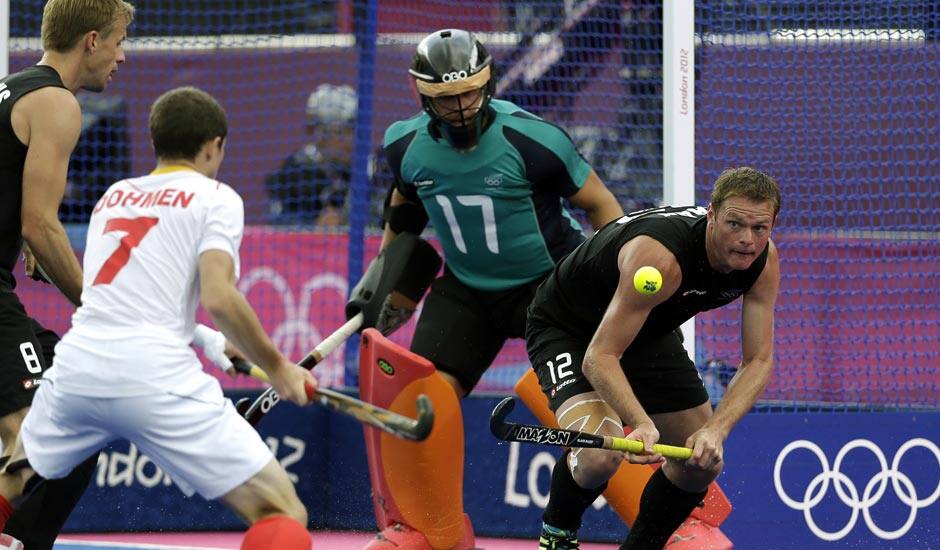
[
  {"xmin": 359, "ymin": 329, "xmax": 469, "ymax": 550},
  {"xmin": 514, "ymin": 369, "xmax": 732, "ymax": 527}
]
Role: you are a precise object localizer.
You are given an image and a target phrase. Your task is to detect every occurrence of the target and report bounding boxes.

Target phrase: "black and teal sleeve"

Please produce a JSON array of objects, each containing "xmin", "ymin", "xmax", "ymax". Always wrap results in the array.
[
  {"xmin": 503, "ymin": 111, "xmax": 592, "ymax": 198},
  {"xmin": 383, "ymin": 132, "xmax": 419, "ymax": 202}
]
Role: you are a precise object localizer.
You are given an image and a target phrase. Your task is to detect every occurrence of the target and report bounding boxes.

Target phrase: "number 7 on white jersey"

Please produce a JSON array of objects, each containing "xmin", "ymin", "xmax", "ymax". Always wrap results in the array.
[{"xmin": 92, "ymin": 217, "xmax": 159, "ymax": 285}]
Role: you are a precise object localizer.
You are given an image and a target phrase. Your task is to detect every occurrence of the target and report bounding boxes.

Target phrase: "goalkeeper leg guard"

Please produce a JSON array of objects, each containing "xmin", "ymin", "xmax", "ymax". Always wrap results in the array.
[
  {"xmin": 360, "ymin": 329, "xmax": 474, "ymax": 550},
  {"xmin": 241, "ymin": 515, "xmax": 310, "ymax": 550}
]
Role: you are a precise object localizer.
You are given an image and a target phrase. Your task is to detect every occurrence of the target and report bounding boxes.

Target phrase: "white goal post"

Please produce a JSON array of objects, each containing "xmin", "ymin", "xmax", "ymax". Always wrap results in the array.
[
  {"xmin": 663, "ymin": 1, "xmax": 696, "ymax": 361},
  {"xmin": 1, "ymin": 0, "xmax": 9, "ymax": 77}
]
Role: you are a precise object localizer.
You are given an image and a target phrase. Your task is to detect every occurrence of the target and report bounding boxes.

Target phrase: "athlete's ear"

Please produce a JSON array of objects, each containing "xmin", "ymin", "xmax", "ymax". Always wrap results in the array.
[
  {"xmin": 84, "ymin": 30, "xmax": 100, "ymax": 53},
  {"xmin": 204, "ymin": 137, "xmax": 223, "ymax": 161}
]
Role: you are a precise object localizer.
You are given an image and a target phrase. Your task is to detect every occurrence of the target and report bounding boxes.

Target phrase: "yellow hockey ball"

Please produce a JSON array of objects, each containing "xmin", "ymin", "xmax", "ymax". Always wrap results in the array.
[{"xmin": 633, "ymin": 266, "xmax": 662, "ymax": 295}]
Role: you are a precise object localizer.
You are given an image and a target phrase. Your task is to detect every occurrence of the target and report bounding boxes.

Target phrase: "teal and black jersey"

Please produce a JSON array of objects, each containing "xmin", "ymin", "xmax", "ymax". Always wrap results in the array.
[{"xmin": 383, "ymin": 99, "xmax": 591, "ymax": 291}]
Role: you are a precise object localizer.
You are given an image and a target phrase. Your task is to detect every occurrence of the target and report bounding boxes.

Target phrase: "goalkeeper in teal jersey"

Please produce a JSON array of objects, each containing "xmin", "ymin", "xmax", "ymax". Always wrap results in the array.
[{"xmin": 363, "ymin": 29, "xmax": 624, "ymax": 550}]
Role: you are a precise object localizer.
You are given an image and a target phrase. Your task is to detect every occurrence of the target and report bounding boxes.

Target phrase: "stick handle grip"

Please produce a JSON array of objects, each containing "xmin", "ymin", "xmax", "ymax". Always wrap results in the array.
[
  {"xmin": 233, "ymin": 358, "xmax": 319, "ymax": 403},
  {"xmin": 607, "ymin": 436, "xmax": 693, "ymax": 460},
  {"xmin": 299, "ymin": 312, "xmax": 364, "ymax": 369}
]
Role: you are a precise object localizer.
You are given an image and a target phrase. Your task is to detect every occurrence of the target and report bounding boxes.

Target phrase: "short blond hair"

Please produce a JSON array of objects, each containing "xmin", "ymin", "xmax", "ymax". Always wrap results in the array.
[
  {"xmin": 711, "ymin": 167, "xmax": 781, "ymax": 219},
  {"xmin": 41, "ymin": 0, "xmax": 135, "ymax": 53}
]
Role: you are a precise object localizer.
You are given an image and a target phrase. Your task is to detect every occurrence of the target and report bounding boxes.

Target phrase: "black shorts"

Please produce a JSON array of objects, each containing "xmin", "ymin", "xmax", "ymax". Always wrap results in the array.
[
  {"xmin": 410, "ymin": 270, "xmax": 542, "ymax": 393},
  {"xmin": 527, "ymin": 320, "xmax": 709, "ymax": 415},
  {"xmin": 0, "ymin": 275, "xmax": 59, "ymax": 417}
]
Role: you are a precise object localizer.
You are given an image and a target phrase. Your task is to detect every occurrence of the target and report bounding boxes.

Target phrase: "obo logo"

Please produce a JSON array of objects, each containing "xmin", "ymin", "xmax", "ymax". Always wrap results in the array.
[
  {"xmin": 441, "ymin": 70, "xmax": 469, "ymax": 82},
  {"xmin": 774, "ymin": 438, "xmax": 940, "ymax": 541}
]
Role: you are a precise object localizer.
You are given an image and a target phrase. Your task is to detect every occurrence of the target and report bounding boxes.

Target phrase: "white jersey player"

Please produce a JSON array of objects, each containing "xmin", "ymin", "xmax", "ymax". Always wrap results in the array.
[
  {"xmin": 0, "ymin": 87, "xmax": 316, "ymax": 550},
  {"xmin": 51, "ymin": 168, "xmax": 244, "ymax": 396}
]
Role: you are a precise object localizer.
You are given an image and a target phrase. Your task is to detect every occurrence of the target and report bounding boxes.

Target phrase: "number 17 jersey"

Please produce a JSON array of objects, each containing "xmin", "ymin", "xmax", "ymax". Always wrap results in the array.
[
  {"xmin": 45, "ymin": 167, "xmax": 244, "ymax": 397},
  {"xmin": 384, "ymin": 99, "xmax": 592, "ymax": 291}
]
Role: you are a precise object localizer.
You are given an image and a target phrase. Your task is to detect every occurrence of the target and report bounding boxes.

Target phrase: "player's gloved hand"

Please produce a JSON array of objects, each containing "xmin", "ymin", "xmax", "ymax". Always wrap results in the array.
[
  {"xmin": 22, "ymin": 244, "xmax": 52, "ymax": 284},
  {"xmin": 269, "ymin": 360, "xmax": 317, "ymax": 407},
  {"xmin": 374, "ymin": 294, "xmax": 415, "ymax": 336},
  {"xmin": 623, "ymin": 421, "xmax": 664, "ymax": 464},
  {"xmin": 193, "ymin": 324, "xmax": 235, "ymax": 375}
]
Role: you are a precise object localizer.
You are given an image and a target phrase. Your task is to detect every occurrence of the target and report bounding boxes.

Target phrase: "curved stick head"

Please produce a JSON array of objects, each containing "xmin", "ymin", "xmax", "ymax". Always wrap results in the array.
[
  {"xmin": 234, "ymin": 397, "xmax": 252, "ymax": 416},
  {"xmin": 410, "ymin": 394, "xmax": 435, "ymax": 441},
  {"xmin": 489, "ymin": 396, "xmax": 517, "ymax": 440}
]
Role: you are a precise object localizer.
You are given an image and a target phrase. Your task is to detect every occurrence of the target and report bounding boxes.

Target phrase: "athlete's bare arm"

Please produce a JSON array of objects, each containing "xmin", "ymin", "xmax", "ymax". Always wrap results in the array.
[
  {"xmin": 700, "ymin": 240, "xmax": 779, "ymax": 438},
  {"xmin": 16, "ymin": 87, "xmax": 84, "ymax": 306},
  {"xmin": 567, "ymin": 169, "xmax": 624, "ymax": 230},
  {"xmin": 582, "ymin": 236, "xmax": 681, "ymax": 459},
  {"xmin": 198, "ymin": 250, "xmax": 314, "ymax": 405}
]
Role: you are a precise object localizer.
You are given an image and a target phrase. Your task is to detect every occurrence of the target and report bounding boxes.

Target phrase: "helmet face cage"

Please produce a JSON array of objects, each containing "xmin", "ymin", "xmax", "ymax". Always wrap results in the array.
[
  {"xmin": 426, "ymin": 88, "xmax": 483, "ymax": 127},
  {"xmin": 410, "ymin": 29, "xmax": 495, "ymax": 149}
]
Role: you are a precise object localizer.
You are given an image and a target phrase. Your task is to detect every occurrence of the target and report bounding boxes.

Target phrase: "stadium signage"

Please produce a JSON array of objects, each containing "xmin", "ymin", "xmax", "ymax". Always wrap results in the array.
[
  {"xmin": 719, "ymin": 412, "xmax": 940, "ymax": 547},
  {"xmin": 773, "ymin": 438, "xmax": 940, "ymax": 541}
]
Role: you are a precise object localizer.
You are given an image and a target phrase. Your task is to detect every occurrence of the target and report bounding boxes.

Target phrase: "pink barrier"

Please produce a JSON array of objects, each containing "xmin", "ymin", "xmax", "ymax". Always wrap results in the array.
[
  {"xmin": 699, "ymin": 233, "xmax": 940, "ymax": 406},
  {"xmin": 16, "ymin": 230, "xmax": 939, "ymax": 403}
]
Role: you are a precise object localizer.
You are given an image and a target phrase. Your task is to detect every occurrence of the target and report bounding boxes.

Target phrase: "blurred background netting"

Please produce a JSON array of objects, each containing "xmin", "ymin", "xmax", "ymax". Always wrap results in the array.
[
  {"xmin": 694, "ymin": 1, "xmax": 940, "ymax": 410},
  {"xmin": 7, "ymin": 1, "xmax": 938, "ymax": 409}
]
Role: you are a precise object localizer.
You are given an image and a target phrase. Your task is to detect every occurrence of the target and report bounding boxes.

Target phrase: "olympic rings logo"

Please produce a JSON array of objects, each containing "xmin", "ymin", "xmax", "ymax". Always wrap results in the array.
[
  {"xmin": 238, "ymin": 266, "xmax": 348, "ymax": 387},
  {"xmin": 773, "ymin": 438, "xmax": 940, "ymax": 541}
]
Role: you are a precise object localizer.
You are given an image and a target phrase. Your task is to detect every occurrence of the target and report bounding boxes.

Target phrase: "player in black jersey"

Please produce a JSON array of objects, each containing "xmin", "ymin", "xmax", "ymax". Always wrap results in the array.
[
  {"xmin": 0, "ymin": 1, "xmax": 133, "ymax": 548},
  {"xmin": 527, "ymin": 167, "xmax": 781, "ymax": 549}
]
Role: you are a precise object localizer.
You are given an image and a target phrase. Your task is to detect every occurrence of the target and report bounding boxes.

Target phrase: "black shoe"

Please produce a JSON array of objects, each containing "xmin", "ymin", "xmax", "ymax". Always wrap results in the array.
[{"xmin": 539, "ymin": 522, "xmax": 580, "ymax": 549}]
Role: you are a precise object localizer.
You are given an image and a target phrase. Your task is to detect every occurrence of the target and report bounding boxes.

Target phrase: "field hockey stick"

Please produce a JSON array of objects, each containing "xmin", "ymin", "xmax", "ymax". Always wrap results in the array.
[
  {"xmin": 233, "ymin": 357, "xmax": 433, "ymax": 441},
  {"xmin": 489, "ymin": 397, "xmax": 693, "ymax": 460},
  {"xmin": 235, "ymin": 312, "xmax": 364, "ymax": 423}
]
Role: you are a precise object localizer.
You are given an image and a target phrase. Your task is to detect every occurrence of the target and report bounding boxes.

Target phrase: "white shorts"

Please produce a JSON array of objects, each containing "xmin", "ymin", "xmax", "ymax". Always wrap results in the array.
[{"xmin": 21, "ymin": 379, "xmax": 273, "ymax": 500}]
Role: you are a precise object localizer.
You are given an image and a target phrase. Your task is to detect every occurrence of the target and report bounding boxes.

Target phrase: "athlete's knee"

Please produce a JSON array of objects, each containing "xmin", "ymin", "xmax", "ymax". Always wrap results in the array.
[
  {"xmin": 0, "ymin": 409, "xmax": 28, "ymax": 453},
  {"xmin": 554, "ymin": 394, "xmax": 623, "ymax": 488},
  {"xmin": 0, "ymin": 458, "xmax": 36, "ymax": 498},
  {"xmin": 569, "ymin": 448, "xmax": 622, "ymax": 488},
  {"xmin": 663, "ymin": 456, "xmax": 722, "ymax": 492}
]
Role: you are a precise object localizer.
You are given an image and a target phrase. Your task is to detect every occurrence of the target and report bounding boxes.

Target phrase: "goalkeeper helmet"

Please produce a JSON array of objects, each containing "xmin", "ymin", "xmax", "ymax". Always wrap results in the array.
[{"xmin": 409, "ymin": 29, "xmax": 494, "ymax": 149}]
